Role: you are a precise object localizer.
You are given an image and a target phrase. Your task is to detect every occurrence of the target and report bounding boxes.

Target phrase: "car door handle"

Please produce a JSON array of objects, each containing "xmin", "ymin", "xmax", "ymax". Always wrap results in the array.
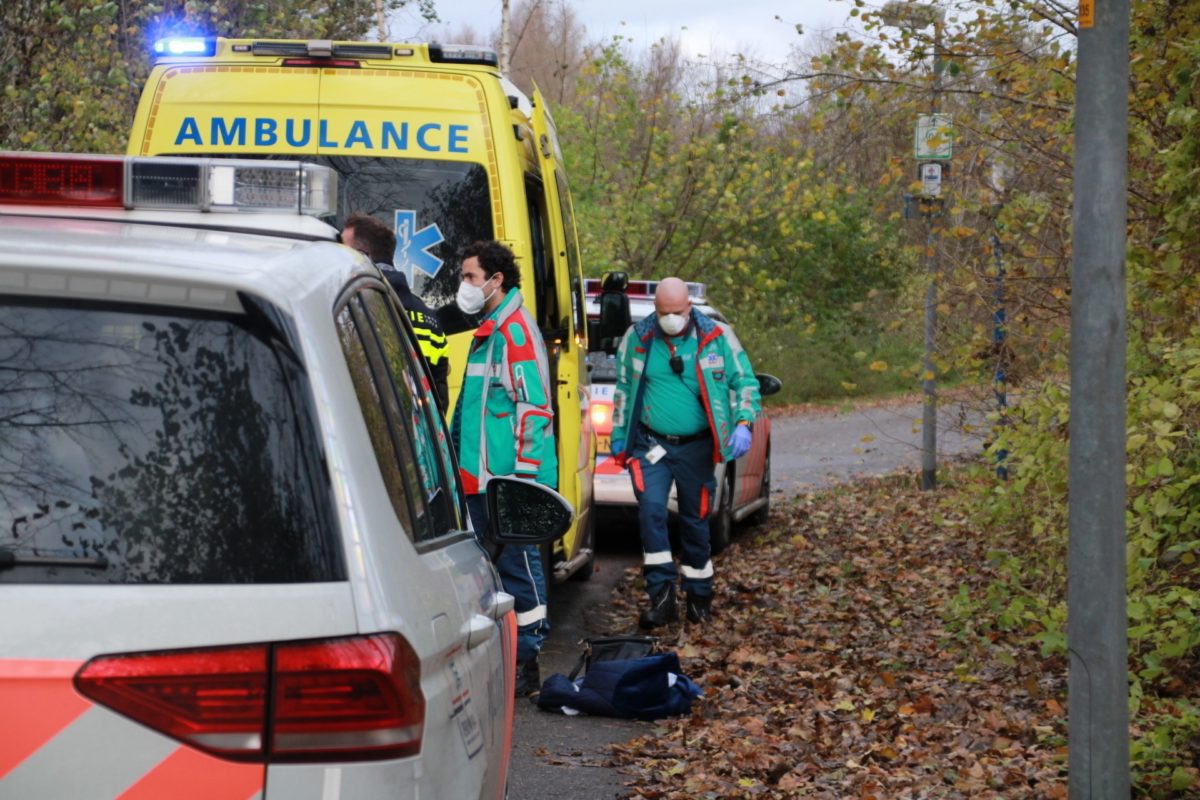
[
  {"xmin": 465, "ymin": 592, "xmax": 515, "ymax": 650},
  {"xmin": 488, "ymin": 591, "xmax": 515, "ymax": 620},
  {"xmin": 465, "ymin": 613, "xmax": 494, "ymax": 650}
]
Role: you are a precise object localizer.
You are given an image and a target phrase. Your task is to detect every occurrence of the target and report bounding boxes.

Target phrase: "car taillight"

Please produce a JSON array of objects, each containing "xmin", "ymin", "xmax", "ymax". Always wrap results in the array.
[
  {"xmin": 73, "ymin": 633, "xmax": 424, "ymax": 763},
  {"xmin": 272, "ymin": 635, "xmax": 424, "ymax": 761},
  {"xmin": 73, "ymin": 644, "xmax": 268, "ymax": 760},
  {"xmin": 590, "ymin": 401, "xmax": 612, "ymax": 434}
]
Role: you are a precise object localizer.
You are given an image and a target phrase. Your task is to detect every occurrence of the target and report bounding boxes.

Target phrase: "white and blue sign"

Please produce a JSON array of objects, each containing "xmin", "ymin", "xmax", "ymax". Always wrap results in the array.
[
  {"xmin": 394, "ymin": 210, "xmax": 445, "ymax": 285},
  {"xmin": 173, "ymin": 117, "xmax": 470, "ymax": 153}
]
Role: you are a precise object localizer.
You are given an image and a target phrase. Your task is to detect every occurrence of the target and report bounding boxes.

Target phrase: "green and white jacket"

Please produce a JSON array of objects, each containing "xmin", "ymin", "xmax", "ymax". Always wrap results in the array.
[
  {"xmin": 451, "ymin": 288, "xmax": 558, "ymax": 494},
  {"xmin": 612, "ymin": 308, "xmax": 761, "ymax": 464}
]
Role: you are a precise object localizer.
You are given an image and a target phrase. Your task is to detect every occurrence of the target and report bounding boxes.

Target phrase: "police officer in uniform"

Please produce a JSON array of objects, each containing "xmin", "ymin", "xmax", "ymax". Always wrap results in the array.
[
  {"xmin": 341, "ymin": 213, "xmax": 450, "ymax": 410},
  {"xmin": 610, "ymin": 277, "xmax": 761, "ymax": 627}
]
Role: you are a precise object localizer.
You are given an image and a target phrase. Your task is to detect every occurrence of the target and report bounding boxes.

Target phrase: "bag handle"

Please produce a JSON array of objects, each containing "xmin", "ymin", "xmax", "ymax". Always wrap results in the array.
[
  {"xmin": 567, "ymin": 640, "xmax": 592, "ymax": 682},
  {"xmin": 567, "ymin": 636, "xmax": 659, "ymax": 682}
]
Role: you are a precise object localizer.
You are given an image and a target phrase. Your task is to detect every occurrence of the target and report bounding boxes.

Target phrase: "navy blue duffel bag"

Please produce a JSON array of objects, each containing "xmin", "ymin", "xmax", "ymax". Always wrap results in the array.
[{"xmin": 537, "ymin": 649, "xmax": 702, "ymax": 720}]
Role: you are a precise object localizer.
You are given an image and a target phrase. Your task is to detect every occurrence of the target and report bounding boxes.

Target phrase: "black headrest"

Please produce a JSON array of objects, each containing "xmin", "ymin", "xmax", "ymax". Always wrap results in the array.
[{"xmin": 601, "ymin": 271, "xmax": 629, "ymax": 292}]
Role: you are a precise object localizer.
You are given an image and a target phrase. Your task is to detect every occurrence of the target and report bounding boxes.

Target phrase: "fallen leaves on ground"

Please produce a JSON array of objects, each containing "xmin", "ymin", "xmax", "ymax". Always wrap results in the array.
[{"xmin": 603, "ymin": 474, "xmax": 1068, "ymax": 798}]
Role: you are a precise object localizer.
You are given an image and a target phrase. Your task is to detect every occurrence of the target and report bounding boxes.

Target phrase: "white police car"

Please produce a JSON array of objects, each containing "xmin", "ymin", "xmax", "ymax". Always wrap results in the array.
[{"xmin": 0, "ymin": 152, "xmax": 570, "ymax": 799}]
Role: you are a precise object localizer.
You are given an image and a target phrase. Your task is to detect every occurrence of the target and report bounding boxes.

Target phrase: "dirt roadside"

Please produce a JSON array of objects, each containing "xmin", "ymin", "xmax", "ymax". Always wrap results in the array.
[{"xmin": 505, "ymin": 397, "xmax": 989, "ymax": 799}]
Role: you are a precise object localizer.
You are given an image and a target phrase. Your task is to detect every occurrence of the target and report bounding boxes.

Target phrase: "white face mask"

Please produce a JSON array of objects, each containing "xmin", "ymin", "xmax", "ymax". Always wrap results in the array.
[
  {"xmin": 658, "ymin": 312, "xmax": 688, "ymax": 336},
  {"xmin": 456, "ymin": 274, "xmax": 498, "ymax": 314}
]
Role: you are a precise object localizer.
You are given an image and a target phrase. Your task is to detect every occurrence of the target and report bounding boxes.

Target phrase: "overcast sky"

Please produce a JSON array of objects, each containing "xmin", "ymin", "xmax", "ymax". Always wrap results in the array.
[{"xmin": 392, "ymin": 0, "xmax": 856, "ymax": 65}]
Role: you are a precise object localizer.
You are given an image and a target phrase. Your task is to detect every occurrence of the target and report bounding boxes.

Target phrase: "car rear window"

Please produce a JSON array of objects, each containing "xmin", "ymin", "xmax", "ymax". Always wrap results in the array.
[{"xmin": 0, "ymin": 297, "xmax": 344, "ymax": 584}]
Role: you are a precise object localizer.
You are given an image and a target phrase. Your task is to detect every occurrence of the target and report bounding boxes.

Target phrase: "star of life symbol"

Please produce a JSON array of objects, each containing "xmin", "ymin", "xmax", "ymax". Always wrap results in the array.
[{"xmin": 393, "ymin": 210, "xmax": 445, "ymax": 285}]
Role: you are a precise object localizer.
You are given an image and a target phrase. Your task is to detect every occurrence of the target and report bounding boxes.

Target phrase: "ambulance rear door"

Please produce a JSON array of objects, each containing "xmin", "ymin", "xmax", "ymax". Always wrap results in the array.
[
  {"xmin": 314, "ymin": 65, "xmax": 502, "ymax": 393},
  {"xmin": 529, "ymin": 86, "xmax": 594, "ymax": 568}
]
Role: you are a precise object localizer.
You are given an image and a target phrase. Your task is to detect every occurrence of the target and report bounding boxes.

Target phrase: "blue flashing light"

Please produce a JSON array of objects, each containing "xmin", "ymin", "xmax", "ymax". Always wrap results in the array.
[{"xmin": 153, "ymin": 37, "xmax": 216, "ymax": 57}]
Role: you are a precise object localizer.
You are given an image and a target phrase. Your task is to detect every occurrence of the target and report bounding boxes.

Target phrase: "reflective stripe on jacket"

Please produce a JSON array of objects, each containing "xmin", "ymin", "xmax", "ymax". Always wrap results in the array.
[
  {"xmin": 612, "ymin": 308, "xmax": 760, "ymax": 464},
  {"xmin": 407, "ymin": 307, "xmax": 448, "ymax": 369},
  {"xmin": 451, "ymin": 288, "xmax": 558, "ymax": 494}
]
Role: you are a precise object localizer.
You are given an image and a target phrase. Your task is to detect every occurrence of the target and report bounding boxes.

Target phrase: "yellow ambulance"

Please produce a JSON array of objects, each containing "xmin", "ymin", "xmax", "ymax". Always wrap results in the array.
[{"xmin": 127, "ymin": 37, "xmax": 596, "ymax": 583}]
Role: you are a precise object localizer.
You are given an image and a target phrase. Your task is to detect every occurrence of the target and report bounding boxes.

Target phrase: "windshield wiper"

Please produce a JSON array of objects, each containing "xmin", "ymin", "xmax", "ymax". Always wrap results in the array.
[{"xmin": 0, "ymin": 550, "xmax": 108, "ymax": 570}]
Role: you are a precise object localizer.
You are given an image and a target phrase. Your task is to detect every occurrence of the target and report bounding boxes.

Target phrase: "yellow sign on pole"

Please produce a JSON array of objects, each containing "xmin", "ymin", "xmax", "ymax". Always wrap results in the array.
[{"xmin": 1080, "ymin": 0, "xmax": 1094, "ymax": 28}]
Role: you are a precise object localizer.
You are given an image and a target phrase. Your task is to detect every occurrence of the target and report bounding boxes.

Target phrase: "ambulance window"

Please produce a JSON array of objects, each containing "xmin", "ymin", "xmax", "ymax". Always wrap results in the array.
[
  {"xmin": 555, "ymin": 172, "xmax": 582, "ymax": 282},
  {"xmin": 556, "ymin": 171, "xmax": 585, "ymax": 341},
  {"xmin": 358, "ymin": 290, "xmax": 460, "ymax": 541},
  {"xmin": 525, "ymin": 178, "xmax": 559, "ymax": 332},
  {"xmin": 184, "ymin": 154, "xmax": 492, "ymax": 313},
  {"xmin": 318, "ymin": 156, "xmax": 493, "ymax": 311},
  {"xmin": 572, "ymin": 275, "xmax": 586, "ymax": 354},
  {"xmin": 0, "ymin": 298, "xmax": 343, "ymax": 585}
]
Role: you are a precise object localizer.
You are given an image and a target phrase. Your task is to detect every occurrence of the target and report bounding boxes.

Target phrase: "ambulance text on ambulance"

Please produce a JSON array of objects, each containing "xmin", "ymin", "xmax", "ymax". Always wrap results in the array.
[{"xmin": 174, "ymin": 117, "xmax": 471, "ymax": 152}]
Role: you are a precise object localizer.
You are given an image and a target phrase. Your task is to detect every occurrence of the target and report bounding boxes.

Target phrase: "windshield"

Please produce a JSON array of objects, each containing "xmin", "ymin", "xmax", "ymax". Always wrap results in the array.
[
  {"xmin": 190, "ymin": 154, "xmax": 494, "ymax": 310},
  {"xmin": 0, "ymin": 298, "xmax": 343, "ymax": 584},
  {"xmin": 183, "ymin": 154, "xmax": 493, "ymax": 310},
  {"xmin": 321, "ymin": 156, "xmax": 492, "ymax": 309}
]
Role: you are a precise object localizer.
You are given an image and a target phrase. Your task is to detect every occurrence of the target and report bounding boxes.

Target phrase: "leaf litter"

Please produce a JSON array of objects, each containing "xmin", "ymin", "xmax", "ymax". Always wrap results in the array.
[{"xmin": 602, "ymin": 474, "xmax": 1068, "ymax": 798}]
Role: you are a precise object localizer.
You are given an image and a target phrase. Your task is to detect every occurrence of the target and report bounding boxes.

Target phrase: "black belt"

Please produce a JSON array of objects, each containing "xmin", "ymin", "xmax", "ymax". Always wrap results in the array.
[{"xmin": 643, "ymin": 425, "xmax": 710, "ymax": 445}]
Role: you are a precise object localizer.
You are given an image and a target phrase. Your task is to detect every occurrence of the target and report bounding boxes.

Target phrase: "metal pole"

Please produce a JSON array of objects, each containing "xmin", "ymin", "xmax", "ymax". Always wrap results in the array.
[
  {"xmin": 920, "ymin": 20, "xmax": 943, "ymax": 491},
  {"xmin": 1068, "ymin": 0, "xmax": 1130, "ymax": 795},
  {"xmin": 921, "ymin": 205, "xmax": 938, "ymax": 489},
  {"xmin": 991, "ymin": 228, "xmax": 1008, "ymax": 479}
]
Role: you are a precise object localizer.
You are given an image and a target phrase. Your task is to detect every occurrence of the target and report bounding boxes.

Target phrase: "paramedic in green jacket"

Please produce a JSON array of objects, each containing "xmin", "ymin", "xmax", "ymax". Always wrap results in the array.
[
  {"xmin": 450, "ymin": 240, "xmax": 557, "ymax": 697},
  {"xmin": 610, "ymin": 277, "xmax": 761, "ymax": 627}
]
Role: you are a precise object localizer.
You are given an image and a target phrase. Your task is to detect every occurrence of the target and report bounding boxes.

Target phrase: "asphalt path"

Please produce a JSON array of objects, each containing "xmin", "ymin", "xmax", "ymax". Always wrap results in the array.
[
  {"xmin": 769, "ymin": 397, "xmax": 986, "ymax": 493},
  {"xmin": 506, "ymin": 398, "xmax": 986, "ymax": 799}
]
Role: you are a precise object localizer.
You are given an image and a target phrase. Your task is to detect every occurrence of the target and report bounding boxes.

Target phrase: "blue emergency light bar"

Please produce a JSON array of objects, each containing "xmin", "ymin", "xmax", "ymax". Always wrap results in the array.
[{"xmin": 153, "ymin": 37, "xmax": 217, "ymax": 57}]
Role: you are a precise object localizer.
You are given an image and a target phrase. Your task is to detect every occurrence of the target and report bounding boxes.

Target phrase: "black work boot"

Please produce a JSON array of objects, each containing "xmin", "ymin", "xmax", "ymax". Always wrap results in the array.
[
  {"xmin": 685, "ymin": 593, "xmax": 713, "ymax": 624},
  {"xmin": 515, "ymin": 657, "xmax": 540, "ymax": 698},
  {"xmin": 638, "ymin": 583, "xmax": 678, "ymax": 629}
]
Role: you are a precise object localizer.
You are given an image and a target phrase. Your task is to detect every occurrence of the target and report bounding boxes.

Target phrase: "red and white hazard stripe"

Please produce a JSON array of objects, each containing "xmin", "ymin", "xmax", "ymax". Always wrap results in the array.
[{"xmin": 1, "ymin": 659, "xmax": 264, "ymax": 799}]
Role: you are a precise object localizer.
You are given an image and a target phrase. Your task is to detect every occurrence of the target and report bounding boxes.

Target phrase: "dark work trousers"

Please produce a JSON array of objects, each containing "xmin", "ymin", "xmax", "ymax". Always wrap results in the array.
[
  {"xmin": 466, "ymin": 494, "xmax": 549, "ymax": 664},
  {"xmin": 627, "ymin": 429, "xmax": 717, "ymax": 599}
]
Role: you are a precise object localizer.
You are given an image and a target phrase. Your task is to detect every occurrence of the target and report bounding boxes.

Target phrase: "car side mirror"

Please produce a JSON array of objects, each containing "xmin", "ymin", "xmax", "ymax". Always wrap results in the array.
[
  {"xmin": 756, "ymin": 373, "xmax": 782, "ymax": 397},
  {"xmin": 484, "ymin": 477, "xmax": 574, "ymax": 545}
]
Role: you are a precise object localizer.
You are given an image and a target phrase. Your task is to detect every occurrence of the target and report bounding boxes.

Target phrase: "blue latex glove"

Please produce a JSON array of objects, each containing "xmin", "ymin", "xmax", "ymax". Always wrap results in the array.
[{"xmin": 727, "ymin": 425, "xmax": 752, "ymax": 460}]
